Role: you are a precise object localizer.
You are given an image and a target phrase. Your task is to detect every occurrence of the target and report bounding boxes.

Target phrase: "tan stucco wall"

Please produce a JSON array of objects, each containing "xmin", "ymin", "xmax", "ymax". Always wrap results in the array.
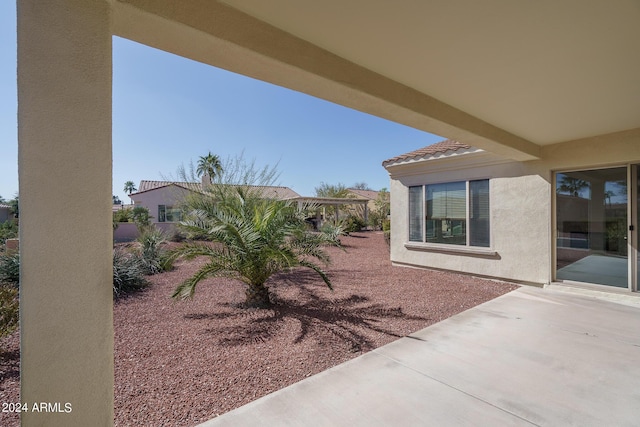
[
  {"xmin": 388, "ymin": 132, "xmax": 640, "ymax": 285},
  {"xmin": 18, "ymin": 1, "xmax": 114, "ymax": 425}
]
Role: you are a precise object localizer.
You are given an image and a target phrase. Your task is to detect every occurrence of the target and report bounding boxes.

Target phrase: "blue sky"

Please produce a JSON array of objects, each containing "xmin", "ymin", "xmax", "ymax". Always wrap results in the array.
[{"xmin": 1, "ymin": 2, "xmax": 442, "ymax": 204}]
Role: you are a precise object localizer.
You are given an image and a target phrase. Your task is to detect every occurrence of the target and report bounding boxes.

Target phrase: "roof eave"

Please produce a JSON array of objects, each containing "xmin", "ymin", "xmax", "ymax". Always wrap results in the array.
[{"xmin": 382, "ymin": 147, "xmax": 485, "ymax": 169}]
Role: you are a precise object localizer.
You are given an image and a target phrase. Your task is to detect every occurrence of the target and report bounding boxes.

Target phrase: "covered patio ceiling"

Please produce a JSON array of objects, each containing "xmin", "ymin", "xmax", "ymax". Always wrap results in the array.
[{"xmin": 113, "ymin": 0, "xmax": 640, "ymax": 161}]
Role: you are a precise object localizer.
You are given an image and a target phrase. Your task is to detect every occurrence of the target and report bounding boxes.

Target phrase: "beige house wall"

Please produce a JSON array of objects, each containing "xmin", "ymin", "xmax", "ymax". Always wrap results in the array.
[
  {"xmin": 388, "ymin": 131, "xmax": 640, "ymax": 285},
  {"xmin": 130, "ymin": 185, "xmax": 193, "ymax": 224}
]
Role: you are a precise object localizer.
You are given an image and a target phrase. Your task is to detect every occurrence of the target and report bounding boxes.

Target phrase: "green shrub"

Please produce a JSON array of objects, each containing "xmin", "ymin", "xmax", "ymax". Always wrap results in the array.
[
  {"xmin": 382, "ymin": 219, "xmax": 391, "ymax": 246},
  {"xmin": 113, "ymin": 208, "xmax": 131, "ymax": 223},
  {"xmin": 0, "ymin": 285, "xmax": 19, "ymax": 338},
  {"xmin": 0, "ymin": 221, "xmax": 18, "ymax": 246},
  {"xmin": 131, "ymin": 206, "xmax": 152, "ymax": 228},
  {"xmin": 113, "ymin": 248, "xmax": 148, "ymax": 297},
  {"xmin": 0, "ymin": 252, "xmax": 19, "ymax": 285},
  {"xmin": 342, "ymin": 215, "xmax": 366, "ymax": 233}
]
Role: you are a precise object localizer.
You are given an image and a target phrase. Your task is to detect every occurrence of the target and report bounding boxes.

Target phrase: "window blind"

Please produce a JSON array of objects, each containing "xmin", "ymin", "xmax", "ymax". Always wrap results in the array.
[
  {"xmin": 470, "ymin": 180, "xmax": 490, "ymax": 247},
  {"xmin": 408, "ymin": 186, "xmax": 423, "ymax": 241},
  {"xmin": 427, "ymin": 182, "xmax": 466, "ymax": 220}
]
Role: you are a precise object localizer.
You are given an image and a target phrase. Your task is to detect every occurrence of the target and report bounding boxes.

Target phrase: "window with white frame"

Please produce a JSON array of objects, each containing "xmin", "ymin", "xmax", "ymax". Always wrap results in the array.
[
  {"xmin": 408, "ymin": 179, "xmax": 490, "ymax": 247},
  {"xmin": 158, "ymin": 205, "xmax": 182, "ymax": 223}
]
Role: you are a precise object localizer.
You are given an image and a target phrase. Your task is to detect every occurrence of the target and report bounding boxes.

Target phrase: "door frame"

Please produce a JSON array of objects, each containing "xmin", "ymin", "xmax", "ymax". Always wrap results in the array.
[{"xmin": 630, "ymin": 165, "xmax": 638, "ymax": 292}]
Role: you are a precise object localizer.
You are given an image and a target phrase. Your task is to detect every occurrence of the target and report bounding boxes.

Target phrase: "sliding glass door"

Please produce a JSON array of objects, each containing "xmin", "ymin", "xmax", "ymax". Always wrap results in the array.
[{"xmin": 556, "ymin": 167, "xmax": 629, "ymax": 288}]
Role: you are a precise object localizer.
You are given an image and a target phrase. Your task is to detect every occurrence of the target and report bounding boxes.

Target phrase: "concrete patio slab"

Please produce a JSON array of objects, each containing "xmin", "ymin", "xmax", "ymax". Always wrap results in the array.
[{"xmin": 199, "ymin": 286, "xmax": 640, "ymax": 426}]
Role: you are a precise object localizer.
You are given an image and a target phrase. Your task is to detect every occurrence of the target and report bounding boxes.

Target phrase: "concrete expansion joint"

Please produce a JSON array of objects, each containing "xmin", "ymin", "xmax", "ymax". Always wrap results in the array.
[{"xmin": 372, "ymin": 347, "xmax": 540, "ymax": 426}]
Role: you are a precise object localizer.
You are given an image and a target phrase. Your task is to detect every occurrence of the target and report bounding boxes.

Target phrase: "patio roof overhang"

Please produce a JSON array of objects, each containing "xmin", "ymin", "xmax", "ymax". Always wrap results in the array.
[{"xmin": 112, "ymin": 0, "xmax": 640, "ymax": 161}]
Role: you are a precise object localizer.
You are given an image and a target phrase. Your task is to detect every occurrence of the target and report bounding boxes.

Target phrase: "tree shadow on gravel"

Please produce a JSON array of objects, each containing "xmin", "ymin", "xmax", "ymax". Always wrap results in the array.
[{"xmin": 186, "ymin": 292, "xmax": 430, "ymax": 353}]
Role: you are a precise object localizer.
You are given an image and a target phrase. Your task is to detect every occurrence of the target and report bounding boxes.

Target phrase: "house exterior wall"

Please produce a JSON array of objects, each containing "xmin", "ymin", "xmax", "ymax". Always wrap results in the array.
[
  {"xmin": 113, "ymin": 222, "xmax": 138, "ymax": 242},
  {"xmin": 390, "ymin": 159, "xmax": 551, "ymax": 285},
  {"xmin": 113, "ymin": 222, "xmax": 177, "ymax": 242},
  {"xmin": 130, "ymin": 185, "xmax": 192, "ymax": 223},
  {"xmin": 388, "ymin": 130, "xmax": 640, "ymax": 286}
]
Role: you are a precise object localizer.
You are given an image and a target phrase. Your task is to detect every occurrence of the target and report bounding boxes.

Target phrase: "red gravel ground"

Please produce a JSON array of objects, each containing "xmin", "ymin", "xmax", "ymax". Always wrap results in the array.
[{"xmin": 0, "ymin": 231, "xmax": 517, "ymax": 426}]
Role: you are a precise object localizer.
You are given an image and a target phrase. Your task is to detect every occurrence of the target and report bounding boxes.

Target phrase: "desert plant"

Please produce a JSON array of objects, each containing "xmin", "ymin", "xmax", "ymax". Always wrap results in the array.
[
  {"xmin": 170, "ymin": 186, "xmax": 340, "ymax": 308},
  {"xmin": 0, "ymin": 252, "xmax": 19, "ymax": 286},
  {"xmin": 0, "ymin": 284, "xmax": 19, "ymax": 338},
  {"xmin": 382, "ymin": 219, "xmax": 391, "ymax": 246},
  {"xmin": 136, "ymin": 227, "xmax": 170, "ymax": 275},
  {"xmin": 319, "ymin": 222, "xmax": 346, "ymax": 245},
  {"xmin": 113, "ymin": 248, "xmax": 148, "ymax": 297},
  {"xmin": 342, "ymin": 215, "xmax": 366, "ymax": 233}
]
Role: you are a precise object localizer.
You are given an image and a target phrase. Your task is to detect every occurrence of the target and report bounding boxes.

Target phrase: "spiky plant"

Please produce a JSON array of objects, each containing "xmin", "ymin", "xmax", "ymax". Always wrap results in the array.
[
  {"xmin": 136, "ymin": 226, "xmax": 169, "ymax": 275},
  {"xmin": 169, "ymin": 186, "xmax": 339, "ymax": 308}
]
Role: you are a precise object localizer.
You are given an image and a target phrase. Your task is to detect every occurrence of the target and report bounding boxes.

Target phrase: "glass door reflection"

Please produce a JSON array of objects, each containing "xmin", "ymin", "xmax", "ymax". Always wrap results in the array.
[{"xmin": 556, "ymin": 167, "xmax": 628, "ymax": 288}]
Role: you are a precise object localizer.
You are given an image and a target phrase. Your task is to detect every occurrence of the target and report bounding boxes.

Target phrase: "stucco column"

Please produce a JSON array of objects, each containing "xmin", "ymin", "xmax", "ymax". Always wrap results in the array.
[{"xmin": 18, "ymin": 1, "xmax": 113, "ymax": 425}]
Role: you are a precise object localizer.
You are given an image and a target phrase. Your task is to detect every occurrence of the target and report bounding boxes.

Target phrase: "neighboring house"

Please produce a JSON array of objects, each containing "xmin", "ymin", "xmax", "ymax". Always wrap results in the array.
[
  {"xmin": 347, "ymin": 188, "xmax": 380, "ymax": 213},
  {"xmin": 383, "ymin": 139, "xmax": 640, "ymax": 292},
  {"xmin": 0, "ymin": 204, "xmax": 11, "ymax": 223},
  {"xmin": 128, "ymin": 179, "xmax": 301, "ymax": 231}
]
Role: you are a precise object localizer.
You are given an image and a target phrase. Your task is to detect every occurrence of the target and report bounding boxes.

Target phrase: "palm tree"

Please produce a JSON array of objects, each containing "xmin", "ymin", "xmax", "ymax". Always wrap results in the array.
[
  {"xmin": 168, "ymin": 186, "xmax": 339, "ymax": 307},
  {"xmin": 604, "ymin": 190, "xmax": 615, "ymax": 207},
  {"xmin": 557, "ymin": 176, "xmax": 589, "ymax": 197},
  {"xmin": 196, "ymin": 152, "xmax": 223, "ymax": 183},
  {"xmin": 123, "ymin": 181, "xmax": 137, "ymax": 196}
]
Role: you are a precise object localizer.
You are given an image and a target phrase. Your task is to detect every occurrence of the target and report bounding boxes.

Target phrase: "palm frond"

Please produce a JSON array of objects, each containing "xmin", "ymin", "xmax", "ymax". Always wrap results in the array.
[
  {"xmin": 298, "ymin": 259, "xmax": 333, "ymax": 291},
  {"xmin": 172, "ymin": 256, "xmax": 238, "ymax": 300}
]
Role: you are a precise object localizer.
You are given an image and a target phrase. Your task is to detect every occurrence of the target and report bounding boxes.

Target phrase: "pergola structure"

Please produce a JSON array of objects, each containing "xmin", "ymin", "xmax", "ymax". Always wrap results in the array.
[
  {"xmin": 291, "ymin": 196, "xmax": 370, "ymax": 227},
  {"xmin": 17, "ymin": 1, "xmax": 640, "ymax": 425}
]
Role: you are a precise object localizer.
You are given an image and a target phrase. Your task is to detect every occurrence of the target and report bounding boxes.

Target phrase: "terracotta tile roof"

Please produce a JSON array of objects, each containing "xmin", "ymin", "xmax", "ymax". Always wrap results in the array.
[
  {"xmin": 382, "ymin": 139, "xmax": 474, "ymax": 166},
  {"xmin": 136, "ymin": 180, "xmax": 202, "ymax": 193},
  {"xmin": 133, "ymin": 180, "xmax": 300, "ymax": 200}
]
